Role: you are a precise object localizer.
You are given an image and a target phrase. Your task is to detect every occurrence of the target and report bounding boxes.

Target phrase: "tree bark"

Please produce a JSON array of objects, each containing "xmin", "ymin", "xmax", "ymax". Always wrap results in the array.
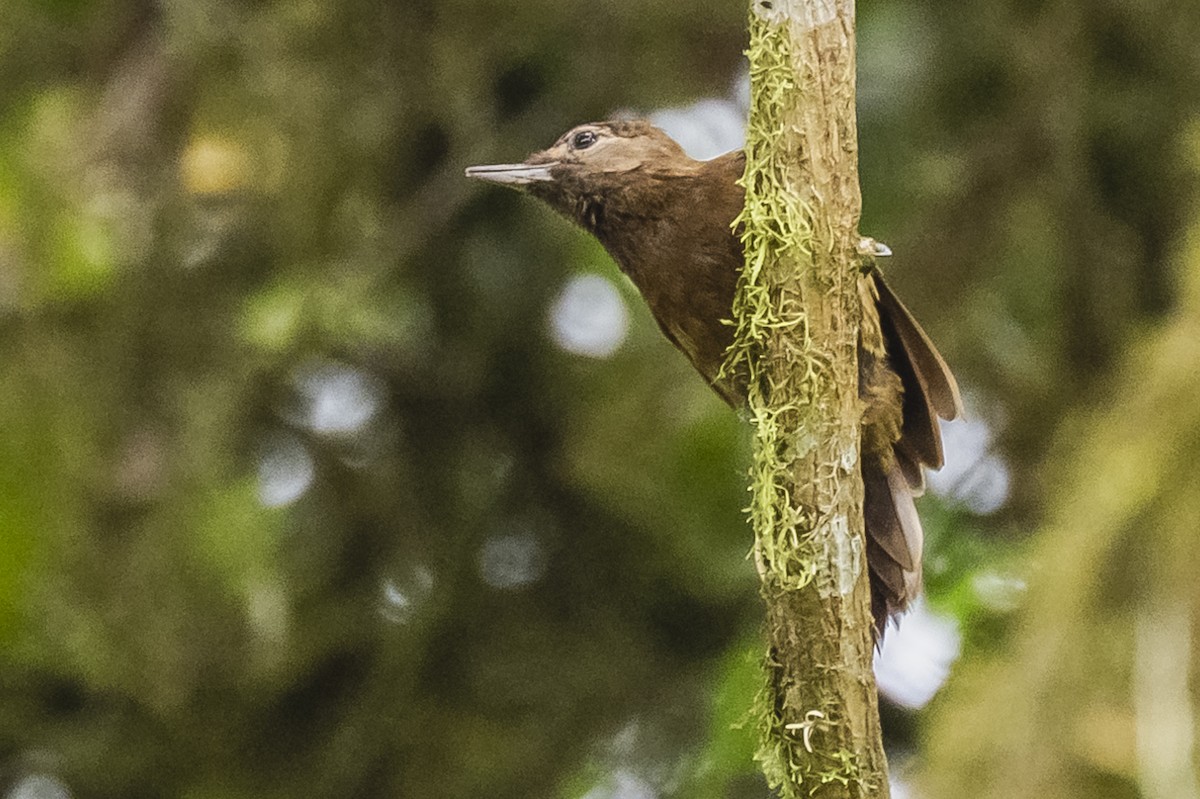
[{"xmin": 728, "ymin": 1, "xmax": 890, "ymax": 796}]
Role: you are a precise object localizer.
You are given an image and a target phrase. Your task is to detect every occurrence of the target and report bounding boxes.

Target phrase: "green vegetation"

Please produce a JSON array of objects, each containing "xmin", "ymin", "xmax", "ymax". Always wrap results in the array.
[{"xmin": 0, "ymin": 1, "xmax": 1197, "ymax": 797}]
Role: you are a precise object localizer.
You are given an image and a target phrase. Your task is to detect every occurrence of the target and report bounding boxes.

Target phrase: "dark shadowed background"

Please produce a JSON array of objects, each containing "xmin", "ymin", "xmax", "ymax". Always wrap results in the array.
[{"xmin": 1, "ymin": 2, "xmax": 1198, "ymax": 798}]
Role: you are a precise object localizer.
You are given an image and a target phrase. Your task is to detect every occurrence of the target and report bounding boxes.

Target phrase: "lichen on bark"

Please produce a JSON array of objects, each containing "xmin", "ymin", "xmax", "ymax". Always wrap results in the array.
[{"xmin": 725, "ymin": 2, "xmax": 891, "ymax": 797}]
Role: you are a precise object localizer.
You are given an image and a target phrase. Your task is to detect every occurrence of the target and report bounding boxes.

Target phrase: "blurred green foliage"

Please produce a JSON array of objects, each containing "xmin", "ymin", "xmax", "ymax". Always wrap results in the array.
[
  {"xmin": 920, "ymin": 176, "xmax": 1200, "ymax": 798},
  {"xmin": 0, "ymin": 0, "xmax": 1197, "ymax": 798}
]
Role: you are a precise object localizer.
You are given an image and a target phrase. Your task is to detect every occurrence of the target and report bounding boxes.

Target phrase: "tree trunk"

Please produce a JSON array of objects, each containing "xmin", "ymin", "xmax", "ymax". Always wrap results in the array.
[{"xmin": 728, "ymin": 1, "xmax": 890, "ymax": 796}]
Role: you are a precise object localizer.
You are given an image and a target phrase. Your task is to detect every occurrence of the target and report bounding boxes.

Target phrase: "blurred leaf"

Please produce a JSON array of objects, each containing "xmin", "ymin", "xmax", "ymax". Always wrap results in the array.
[
  {"xmin": 46, "ymin": 207, "xmax": 117, "ymax": 299},
  {"xmin": 193, "ymin": 481, "xmax": 284, "ymax": 594}
]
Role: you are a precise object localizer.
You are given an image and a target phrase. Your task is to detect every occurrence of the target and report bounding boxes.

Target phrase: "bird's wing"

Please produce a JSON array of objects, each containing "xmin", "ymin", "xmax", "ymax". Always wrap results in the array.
[
  {"xmin": 873, "ymin": 267, "xmax": 963, "ymax": 473},
  {"xmin": 873, "ymin": 267, "xmax": 963, "ymax": 422},
  {"xmin": 864, "ymin": 267, "xmax": 962, "ymax": 634}
]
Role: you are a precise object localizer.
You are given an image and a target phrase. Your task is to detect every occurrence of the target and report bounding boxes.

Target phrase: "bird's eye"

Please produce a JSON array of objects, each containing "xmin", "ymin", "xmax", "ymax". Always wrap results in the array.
[{"xmin": 571, "ymin": 130, "xmax": 598, "ymax": 150}]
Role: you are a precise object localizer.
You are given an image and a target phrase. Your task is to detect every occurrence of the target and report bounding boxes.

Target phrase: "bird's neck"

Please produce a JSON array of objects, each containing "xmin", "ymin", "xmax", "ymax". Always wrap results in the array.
[
  {"xmin": 577, "ymin": 164, "xmax": 706, "ymax": 279},
  {"xmin": 552, "ymin": 150, "xmax": 748, "ymax": 396}
]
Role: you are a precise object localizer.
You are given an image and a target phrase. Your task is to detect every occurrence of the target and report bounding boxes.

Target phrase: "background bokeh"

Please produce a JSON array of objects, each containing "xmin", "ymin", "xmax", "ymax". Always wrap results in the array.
[{"xmin": 1, "ymin": 1, "xmax": 1198, "ymax": 798}]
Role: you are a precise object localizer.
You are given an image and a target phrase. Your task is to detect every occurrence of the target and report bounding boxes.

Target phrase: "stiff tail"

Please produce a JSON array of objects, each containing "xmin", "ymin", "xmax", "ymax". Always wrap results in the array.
[
  {"xmin": 864, "ymin": 460, "xmax": 925, "ymax": 632},
  {"xmin": 865, "ymin": 268, "xmax": 963, "ymax": 634}
]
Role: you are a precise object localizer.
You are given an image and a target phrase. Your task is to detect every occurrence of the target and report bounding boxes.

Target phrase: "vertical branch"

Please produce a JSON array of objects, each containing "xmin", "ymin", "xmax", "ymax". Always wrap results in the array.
[{"xmin": 726, "ymin": 0, "xmax": 889, "ymax": 796}]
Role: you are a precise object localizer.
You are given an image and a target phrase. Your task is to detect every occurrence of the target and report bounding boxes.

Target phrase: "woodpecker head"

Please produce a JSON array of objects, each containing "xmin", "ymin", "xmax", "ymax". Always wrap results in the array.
[{"xmin": 465, "ymin": 120, "xmax": 692, "ymax": 232}]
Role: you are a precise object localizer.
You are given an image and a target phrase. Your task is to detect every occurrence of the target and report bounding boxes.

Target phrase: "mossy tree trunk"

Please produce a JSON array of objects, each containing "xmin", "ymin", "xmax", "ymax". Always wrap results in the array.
[{"xmin": 728, "ymin": 1, "xmax": 890, "ymax": 796}]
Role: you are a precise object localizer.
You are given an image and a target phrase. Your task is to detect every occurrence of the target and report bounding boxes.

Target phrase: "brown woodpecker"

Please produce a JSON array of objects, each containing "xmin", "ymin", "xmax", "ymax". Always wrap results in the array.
[{"xmin": 466, "ymin": 120, "xmax": 962, "ymax": 632}]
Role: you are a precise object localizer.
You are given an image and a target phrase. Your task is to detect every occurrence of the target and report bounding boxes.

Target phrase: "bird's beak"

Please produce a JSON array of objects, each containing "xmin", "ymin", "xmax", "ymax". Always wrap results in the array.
[{"xmin": 464, "ymin": 162, "xmax": 559, "ymax": 186}]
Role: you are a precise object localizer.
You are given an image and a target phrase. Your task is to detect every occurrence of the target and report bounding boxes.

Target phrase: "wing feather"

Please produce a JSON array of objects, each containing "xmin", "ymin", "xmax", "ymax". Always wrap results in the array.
[{"xmin": 873, "ymin": 268, "xmax": 964, "ymax": 423}]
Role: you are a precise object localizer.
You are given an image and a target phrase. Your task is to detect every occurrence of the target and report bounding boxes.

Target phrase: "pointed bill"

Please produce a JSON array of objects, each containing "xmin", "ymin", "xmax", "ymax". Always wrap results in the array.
[{"xmin": 464, "ymin": 162, "xmax": 559, "ymax": 186}]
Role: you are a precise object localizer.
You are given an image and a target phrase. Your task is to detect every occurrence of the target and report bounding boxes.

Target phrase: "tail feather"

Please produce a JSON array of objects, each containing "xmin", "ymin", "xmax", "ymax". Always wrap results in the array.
[
  {"xmin": 895, "ymin": 449, "xmax": 926, "ymax": 497},
  {"xmin": 864, "ymin": 463, "xmax": 915, "ymax": 572},
  {"xmin": 864, "ymin": 460, "xmax": 925, "ymax": 633},
  {"xmin": 887, "ymin": 461, "xmax": 924, "ymax": 601},
  {"xmin": 867, "ymin": 536, "xmax": 907, "ymax": 609},
  {"xmin": 864, "ymin": 269, "xmax": 961, "ymax": 636}
]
